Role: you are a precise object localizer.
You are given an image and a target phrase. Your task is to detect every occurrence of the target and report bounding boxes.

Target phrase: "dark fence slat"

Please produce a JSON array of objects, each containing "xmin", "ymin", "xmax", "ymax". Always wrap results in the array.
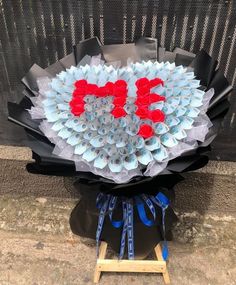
[
  {"xmin": 103, "ymin": 0, "xmax": 125, "ymax": 44},
  {"xmin": 125, "ymin": 1, "xmax": 135, "ymax": 42},
  {"xmin": 192, "ymin": 0, "xmax": 211, "ymax": 53},
  {"xmin": 71, "ymin": 1, "xmax": 84, "ymax": 44},
  {"xmin": 61, "ymin": 0, "xmax": 73, "ymax": 55},
  {"xmin": 210, "ymin": 1, "xmax": 231, "ymax": 63},
  {"xmin": 0, "ymin": 4, "xmax": 16, "ymax": 91},
  {"xmin": 81, "ymin": 0, "xmax": 92, "ymax": 40},
  {"xmin": 41, "ymin": 0, "xmax": 57, "ymax": 63},
  {"xmin": 30, "ymin": 0, "xmax": 48, "ymax": 67},
  {"xmin": 143, "ymin": 0, "xmax": 154, "ymax": 38},
  {"xmin": 1, "ymin": 1, "xmax": 23, "ymax": 91},
  {"xmin": 51, "ymin": 0, "xmax": 65, "ymax": 59},
  {"xmin": 10, "ymin": 0, "xmax": 31, "ymax": 68},
  {"xmin": 91, "ymin": 0, "xmax": 101, "ymax": 39},
  {"xmin": 182, "ymin": 1, "xmax": 202, "ymax": 52},
  {"xmin": 21, "ymin": 0, "xmax": 39, "ymax": 64},
  {"xmin": 134, "ymin": 0, "xmax": 145, "ymax": 40},
  {"xmin": 164, "ymin": 0, "xmax": 180, "ymax": 50},
  {"xmin": 155, "ymin": 0, "xmax": 165, "ymax": 46},
  {"xmin": 172, "ymin": 0, "xmax": 188, "ymax": 49},
  {"xmin": 1, "ymin": 0, "xmax": 15, "ymax": 43},
  {"xmin": 202, "ymin": 0, "xmax": 221, "ymax": 55},
  {"xmin": 215, "ymin": 1, "xmax": 236, "ymax": 80}
]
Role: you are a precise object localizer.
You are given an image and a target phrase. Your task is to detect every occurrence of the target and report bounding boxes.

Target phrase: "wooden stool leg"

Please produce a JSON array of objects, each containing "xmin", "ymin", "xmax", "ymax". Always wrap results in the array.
[
  {"xmin": 154, "ymin": 244, "xmax": 170, "ymax": 284},
  {"xmin": 94, "ymin": 241, "xmax": 108, "ymax": 283},
  {"xmin": 93, "ymin": 242, "xmax": 170, "ymax": 284}
]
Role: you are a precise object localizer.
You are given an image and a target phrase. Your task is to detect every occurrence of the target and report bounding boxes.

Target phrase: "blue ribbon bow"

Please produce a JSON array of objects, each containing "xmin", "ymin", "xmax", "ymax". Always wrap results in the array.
[{"xmin": 96, "ymin": 192, "xmax": 170, "ymax": 260}]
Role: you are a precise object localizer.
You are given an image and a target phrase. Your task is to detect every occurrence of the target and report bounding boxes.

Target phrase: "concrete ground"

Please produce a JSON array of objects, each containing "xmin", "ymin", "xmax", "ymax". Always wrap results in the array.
[{"xmin": 0, "ymin": 195, "xmax": 235, "ymax": 285}]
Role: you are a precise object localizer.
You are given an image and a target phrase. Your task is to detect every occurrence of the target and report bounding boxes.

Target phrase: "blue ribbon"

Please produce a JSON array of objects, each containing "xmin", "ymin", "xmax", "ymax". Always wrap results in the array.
[
  {"xmin": 135, "ymin": 194, "xmax": 156, "ymax": 227},
  {"xmin": 96, "ymin": 192, "xmax": 170, "ymax": 260},
  {"xmin": 152, "ymin": 192, "xmax": 170, "ymax": 260},
  {"xmin": 96, "ymin": 193, "xmax": 110, "ymax": 256},
  {"xmin": 119, "ymin": 200, "xmax": 134, "ymax": 259},
  {"xmin": 108, "ymin": 196, "xmax": 123, "ymax": 228}
]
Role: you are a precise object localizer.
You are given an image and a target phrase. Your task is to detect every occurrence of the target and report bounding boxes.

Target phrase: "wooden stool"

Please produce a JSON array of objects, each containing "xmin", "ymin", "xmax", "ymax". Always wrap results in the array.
[{"xmin": 94, "ymin": 241, "xmax": 170, "ymax": 284}]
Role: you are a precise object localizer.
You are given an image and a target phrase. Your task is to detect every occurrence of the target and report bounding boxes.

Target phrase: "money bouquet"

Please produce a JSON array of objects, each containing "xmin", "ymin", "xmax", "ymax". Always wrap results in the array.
[{"xmin": 8, "ymin": 37, "xmax": 232, "ymax": 259}]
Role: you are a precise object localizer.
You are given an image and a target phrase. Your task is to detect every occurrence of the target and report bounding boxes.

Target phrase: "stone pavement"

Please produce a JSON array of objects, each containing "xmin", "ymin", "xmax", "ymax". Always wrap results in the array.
[{"xmin": 0, "ymin": 195, "xmax": 235, "ymax": 285}]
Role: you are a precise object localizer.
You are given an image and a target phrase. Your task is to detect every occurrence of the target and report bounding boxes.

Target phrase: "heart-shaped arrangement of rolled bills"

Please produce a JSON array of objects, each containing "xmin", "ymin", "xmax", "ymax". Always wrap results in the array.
[
  {"xmin": 8, "ymin": 37, "xmax": 232, "ymax": 259},
  {"xmin": 33, "ymin": 58, "xmax": 214, "ymax": 183}
]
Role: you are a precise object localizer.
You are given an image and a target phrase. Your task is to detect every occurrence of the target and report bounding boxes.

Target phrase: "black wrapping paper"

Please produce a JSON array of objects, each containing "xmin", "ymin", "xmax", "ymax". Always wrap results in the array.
[
  {"xmin": 21, "ymin": 64, "xmax": 52, "ymax": 95},
  {"xmin": 135, "ymin": 37, "xmax": 158, "ymax": 61},
  {"xmin": 101, "ymin": 43, "xmax": 139, "ymax": 66},
  {"xmin": 8, "ymin": 102, "xmax": 42, "ymax": 135},
  {"xmin": 74, "ymin": 37, "xmax": 103, "ymax": 64}
]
